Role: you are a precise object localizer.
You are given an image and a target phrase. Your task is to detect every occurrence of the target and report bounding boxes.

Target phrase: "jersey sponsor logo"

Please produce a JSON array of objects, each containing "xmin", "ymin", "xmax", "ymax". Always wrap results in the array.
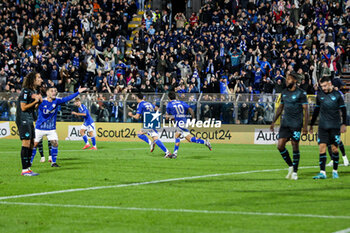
[
  {"xmin": 330, "ymin": 96, "xmax": 336, "ymax": 101},
  {"xmin": 43, "ymin": 108, "xmax": 56, "ymax": 114},
  {"xmin": 143, "ymin": 111, "xmax": 161, "ymax": 129}
]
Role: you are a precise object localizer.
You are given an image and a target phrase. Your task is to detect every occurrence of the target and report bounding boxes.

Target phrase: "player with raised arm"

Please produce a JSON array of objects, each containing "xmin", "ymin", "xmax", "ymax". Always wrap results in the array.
[
  {"xmin": 166, "ymin": 92, "xmax": 212, "ymax": 159},
  {"xmin": 128, "ymin": 93, "xmax": 171, "ymax": 158},
  {"xmin": 16, "ymin": 72, "xmax": 43, "ymax": 176},
  {"xmin": 72, "ymin": 98, "xmax": 97, "ymax": 150},
  {"xmin": 270, "ymin": 72, "xmax": 309, "ymax": 180},
  {"xmin": 309, "ymin": 76, "xmax": 347, "ymax": 179},
  {"xmin": 31, "ymin": 86, "xmax": 87, "ymax": 167}
]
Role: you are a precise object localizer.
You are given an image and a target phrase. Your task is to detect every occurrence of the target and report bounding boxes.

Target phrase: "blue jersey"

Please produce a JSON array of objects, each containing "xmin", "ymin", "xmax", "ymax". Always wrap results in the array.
[
  {"xmin": 136, "ymin": 101, "xmax": 156, "ymax": 116},
  {"xmin": 36, "ymin": 92, "xmax": 80, "ymax": 130},
  {"xmin": 78, "ymin": 104, "xmax": 94, "ymax": 126},
  {"xmin": 166, "ymin": 100, "xmax": 190, "ymax": 126}
]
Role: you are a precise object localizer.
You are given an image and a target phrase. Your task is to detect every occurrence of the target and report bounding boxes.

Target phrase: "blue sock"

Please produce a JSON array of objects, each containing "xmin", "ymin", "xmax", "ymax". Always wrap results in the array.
[
  {"xmin": 196, "ymin": 138, "xmax": 205, "ymax": 144},
  {"xmin": 155, "ymin": 139, "xmax": 168, "ymax": 153},
  {"xmin": 174, "ymin": 138, "xmax": 180, "ymax": 154},
  {"xmin": 83, "ymin": 135, "xmax": 89, "ymax": 145},
  {"xmin": 51, "ymin": 146, "xmax": 58, "ymax": 163},
  {"xmin": 31, "ymin": 147, "xmax": 37, "ymax": 163},
  {"xmin": 91, "ymin": 137, "xmax": 96, "ymax": 147},
  {"xmin": 138, "ymin": 134, "xmax": 150, "ymax": 145},
  {"xmin": 190, "ymin": 137, "xmax": 205, "ymax": 144}
]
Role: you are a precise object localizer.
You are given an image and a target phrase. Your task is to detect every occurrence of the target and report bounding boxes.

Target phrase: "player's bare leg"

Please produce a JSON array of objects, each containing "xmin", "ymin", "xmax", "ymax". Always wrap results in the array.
[
  {"xmin": 277, "ymin": 138, "xmax": 293, "ymax": 179},
  {"xmin": 81, "ymin": 129, "xmax": 91, "ymax": 149},
  {"xmin": 50, "ymin": 140, "xmax": 60, "ymax": 167}
]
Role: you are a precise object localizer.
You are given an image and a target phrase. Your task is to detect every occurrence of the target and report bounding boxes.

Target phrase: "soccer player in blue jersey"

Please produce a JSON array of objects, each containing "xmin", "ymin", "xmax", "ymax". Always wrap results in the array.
[
  {"xmin": 128, "ymin": 93, "xmax": 171, "ymax": 158},
  {"xmin": 72, "ymin": 98, "xmax": 97, "ymax": 150},
  {"xmin": 31, "ymin": 86, "xmax": 87, "ymax": 167},
  {"xmin": 166, "ymin": 92, "xmax": 212, "ymax": 159}
]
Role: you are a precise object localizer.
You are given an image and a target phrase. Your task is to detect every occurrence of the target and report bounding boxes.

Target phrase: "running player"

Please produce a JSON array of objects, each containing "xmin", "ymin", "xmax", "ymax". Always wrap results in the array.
[
  {"xmin": 128, "ymin": 93, "xmax": 171, "ymax": 158},
  {"xmin": 166, "ymin": 92, "xmax": 212, "ymax": 159},
  {"xmin": 72, "ymin": 98, "xmax": 97, "ymax": 150},
  {"xmin": 31, "ymin": 86, "xmax": 87, "ymax": 167},
  {"xmin": 16, "ymin": 72, "xmax": 43, "ymax": 176},
  {"xmin": 270, "ymin": 72, "xmax": 309, "ymax": 180},
  {"xmin": 310, "ymin": 76, "xmax": 347, "ymax": 179}
]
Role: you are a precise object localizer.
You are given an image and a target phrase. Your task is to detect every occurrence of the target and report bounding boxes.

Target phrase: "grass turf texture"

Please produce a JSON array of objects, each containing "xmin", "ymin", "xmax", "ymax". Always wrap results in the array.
[{"xmin": 0, "ymin": 139, "xmax": 350, "ymax": 233}]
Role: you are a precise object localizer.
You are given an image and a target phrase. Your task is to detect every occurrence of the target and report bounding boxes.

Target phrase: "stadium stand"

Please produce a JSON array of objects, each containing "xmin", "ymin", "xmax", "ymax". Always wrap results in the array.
[{"xmin": 0, "ymin": 0, "xmax": 349, "ymax": 123}]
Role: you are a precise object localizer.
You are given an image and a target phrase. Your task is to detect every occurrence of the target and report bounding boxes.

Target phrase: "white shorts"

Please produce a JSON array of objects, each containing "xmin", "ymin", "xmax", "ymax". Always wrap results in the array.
[
  {"xmin": 177, "ymin": 127, "xmax": 191, "ymax": 137},
  {"xmin": 34, "ymin": 129, "xmax": 58, "ymax": 142},
  {"xmin": 141, "ymin": 128, "xmax": 159, "ymax": 138},
  {"xmin": 81, "ymin": 123, "xmax": 96, "ymax": 137}
]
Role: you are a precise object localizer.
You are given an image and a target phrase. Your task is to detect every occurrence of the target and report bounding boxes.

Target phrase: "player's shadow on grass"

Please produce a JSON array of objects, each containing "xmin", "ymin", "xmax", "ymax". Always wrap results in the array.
[
  {"xmin": 39, "ymin": 167, "xmax": 80, "ymax": 173},
  {"xmin": 184, "ymin": 155, "xmax": 209, "ymax": 159},
  {"xmin": 59, "ymin": 158, "xmax": 81, "ymax": 161}
]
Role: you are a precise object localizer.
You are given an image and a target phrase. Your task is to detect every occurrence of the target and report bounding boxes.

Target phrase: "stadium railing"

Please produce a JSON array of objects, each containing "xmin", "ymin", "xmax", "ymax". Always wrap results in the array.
[{"xmin": 1, "ymin": 92, "xmax": 349, "ymax": 125}]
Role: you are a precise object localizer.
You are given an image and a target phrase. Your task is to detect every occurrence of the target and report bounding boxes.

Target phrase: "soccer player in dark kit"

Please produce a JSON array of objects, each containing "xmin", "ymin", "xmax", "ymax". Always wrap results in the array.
[
  {"xmin": 16, "ymin": 72, "xmax": 43, "ymax": 176},
  {"xmin": 309, "ymin": 76, "xmax": 347, "ymax": 179},
  {"xmin": 270, "ymin": 72, "xmax": 309, "ymax": 180}
]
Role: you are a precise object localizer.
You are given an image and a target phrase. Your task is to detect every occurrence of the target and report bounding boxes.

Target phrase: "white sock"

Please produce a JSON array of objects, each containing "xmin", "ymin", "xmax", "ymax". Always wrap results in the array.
[
  {"xmin": 320, "ymin": 170, "xmax": 326, "ymax": 175},
  {"xmin": 333, "ymin": 170, "xmax": 338, "ymax": 173}
]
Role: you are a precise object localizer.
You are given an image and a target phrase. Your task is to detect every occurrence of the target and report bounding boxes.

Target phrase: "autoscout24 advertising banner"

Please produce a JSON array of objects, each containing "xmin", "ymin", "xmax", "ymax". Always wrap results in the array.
[{"xmin": 1, "ymin": 121, "xmax": 348, "ymax": 145}]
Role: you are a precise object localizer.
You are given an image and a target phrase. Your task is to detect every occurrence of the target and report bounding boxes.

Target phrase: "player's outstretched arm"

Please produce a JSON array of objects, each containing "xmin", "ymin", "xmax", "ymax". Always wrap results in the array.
[
  {"xmin": 188, "ymin": 107, "xmax": 195, "ymax": 119},
  {"xmin": 72, "ymin": 111, "xmax": 87, "ymax": 117},
  {"xmin": 59, "ymin": 87, "xmax": 88, "ymax": 105},
  {"xmin": 128, "ymin": 112, "xmax": 141, "ymax": 120},
  {"xmin": 270, "ymin": 103, "xmax": 284, "ymax": 132}
]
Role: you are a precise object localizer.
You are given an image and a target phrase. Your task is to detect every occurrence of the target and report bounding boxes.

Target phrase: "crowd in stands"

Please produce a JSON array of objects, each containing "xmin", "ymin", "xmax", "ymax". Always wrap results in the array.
[{"xmin": 0, "ymin": 0, "xmax": 350, "ymax": 123}]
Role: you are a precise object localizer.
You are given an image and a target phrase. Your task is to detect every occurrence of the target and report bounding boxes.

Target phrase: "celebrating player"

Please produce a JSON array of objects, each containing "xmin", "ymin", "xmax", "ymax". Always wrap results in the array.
[
  {"xmin": 310, "ymin": 76, "xmax": 347, "ymax": 179},
  {"xmin": 72, "ymin": 98, "xmax": 97, "ymax": 150},
  {"xmin": 16, "ymin": 72, "xmax": 43, "ymax": 176},
  {"xmin": 166, "ymin": 92, "xmax": 212, "ymax": 159},
  {"xmin": 128, "ymin": 93, "xmax": 171, "ymax": 158},
  {"xmin": 31, "ymin": 86, "xmax": 87, "ymax": 167},
  {"xmin": 270, "ymin": 72, "xmax": 309, "ymax": 180}
]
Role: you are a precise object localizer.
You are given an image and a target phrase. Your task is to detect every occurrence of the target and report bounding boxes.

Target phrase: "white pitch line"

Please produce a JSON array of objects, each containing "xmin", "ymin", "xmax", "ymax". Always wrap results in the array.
[
  {"xmin": 0, "ymin": 201, "xmax": 349, "ymax": 220},
  {"xmin": 0, "ymin": 166, "xmax": 317, "ymax": 201},
  {"xmin": 334, "ymin": 228, "xmax": 350, "ymax": 233},
  {"xmin": 0, "ymin": 148, "xmax": 146, "ymax": 154}
]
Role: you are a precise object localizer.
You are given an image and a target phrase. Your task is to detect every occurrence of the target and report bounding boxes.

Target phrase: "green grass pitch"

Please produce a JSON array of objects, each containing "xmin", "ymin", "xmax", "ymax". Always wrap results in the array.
[{"xmin": 0, "ymin": 139, "xmax": 350, "ymax": 233}]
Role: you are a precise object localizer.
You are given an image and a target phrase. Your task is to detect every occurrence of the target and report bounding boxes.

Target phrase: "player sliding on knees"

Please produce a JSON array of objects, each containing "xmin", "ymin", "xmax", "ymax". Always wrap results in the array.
[
  {"xmin": 166, "ymin": 92, "xmax": 212, "ymax": 159},
  {"xmin": 72, "ymin": 98, "xmax": 97, "ymax": 150},
  {"xmin": 31, "ymin": 86, "xmax": 87, "ymax": 167},
  {"xmin": 309, "ymin": 76, "xmax": 347, "ymax": 179},
  {"xmin": 270, "ymin": 72, "xmax": 309, "ymax": 180},
  {"xmin": 128, "ymin": 93, "xmax": 171, "ymax": 158}
]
